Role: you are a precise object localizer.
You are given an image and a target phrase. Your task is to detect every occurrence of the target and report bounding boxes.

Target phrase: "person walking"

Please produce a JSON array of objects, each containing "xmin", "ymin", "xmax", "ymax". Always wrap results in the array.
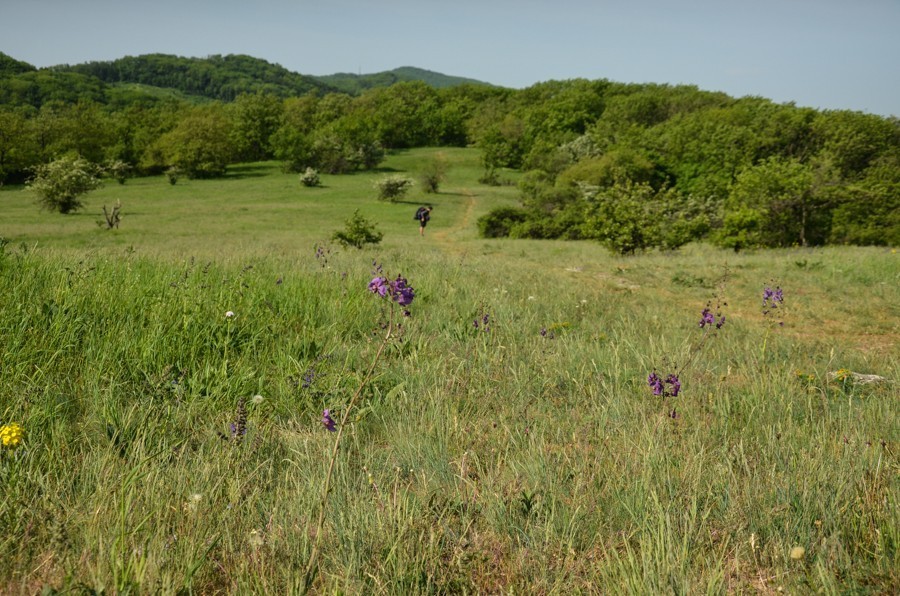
[{"xmin": 415, "ymin": 205, "xmax": 432, "ymax": 236}]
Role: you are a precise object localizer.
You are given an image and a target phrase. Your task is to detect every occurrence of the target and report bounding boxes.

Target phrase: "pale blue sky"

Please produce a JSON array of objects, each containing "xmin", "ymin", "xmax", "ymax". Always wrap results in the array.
[{"xmin": 3, "ymin": 0, "xmax": 898, "ymax": 117}]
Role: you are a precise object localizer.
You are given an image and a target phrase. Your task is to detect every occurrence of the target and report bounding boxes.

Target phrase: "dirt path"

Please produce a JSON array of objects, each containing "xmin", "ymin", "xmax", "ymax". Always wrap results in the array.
[{"xmin": 431, "ymin": 188, "xmax": 476, "ymax": 250}]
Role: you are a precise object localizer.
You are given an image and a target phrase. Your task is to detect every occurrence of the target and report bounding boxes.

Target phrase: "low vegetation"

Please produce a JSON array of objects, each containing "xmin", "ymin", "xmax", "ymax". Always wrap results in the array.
[{"xmin": 0, "ymin": 149, "xmax": 896, "ymax": 593}]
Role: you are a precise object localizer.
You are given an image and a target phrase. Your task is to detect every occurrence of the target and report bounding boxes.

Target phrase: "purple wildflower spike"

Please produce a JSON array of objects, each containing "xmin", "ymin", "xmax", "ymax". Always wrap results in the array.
[
  {"xmin": 322, "ymin": 409, "xmax": 337, "ymax": 432},
  {"xmin": 665, "ymin": 374, "xmax": 681, "ymax": 397},
  {"xmin": 648, "ymin": 372, "xmax": 664, "ymax": 396}
]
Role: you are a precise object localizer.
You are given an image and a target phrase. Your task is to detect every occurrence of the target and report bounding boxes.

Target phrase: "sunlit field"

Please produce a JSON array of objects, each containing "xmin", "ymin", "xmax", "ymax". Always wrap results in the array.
[{"xmin": 1, "ymin": 148, "xmax": 897, "ymax": 593}]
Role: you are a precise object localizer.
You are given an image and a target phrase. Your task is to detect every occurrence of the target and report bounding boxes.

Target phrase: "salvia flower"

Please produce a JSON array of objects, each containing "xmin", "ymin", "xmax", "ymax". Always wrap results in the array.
[
  {"xmin": 762, "ymin": 286, "xmax": 784, "ymax": 309},
  {"xmin": 391, "ymin": 276, "xmax": 415, "ymax": 306},
  {"xmin": 648, "ymin": 372, "xmax": 664, "ymax": 396},
  {"xmin": 648, "ymin": 372, "xmax": 681, "ymax": 398},
  {"xmin": 665, "ymin": 374, "xmax": 681, "ymax": 397},
  {"xmin": 322, "ymin": 409, "xmax": 337, "ymax": 432},
  {"xmin": 368, "ymin": 276, "xmax": 389, "ymax": 297},
  {"xmin": 699, "ymin": 307, "xmax": 726, "ymax": 329},
  {"xmin": 368, "ymin": 274, "xmax": 415, "ymax": 307}
]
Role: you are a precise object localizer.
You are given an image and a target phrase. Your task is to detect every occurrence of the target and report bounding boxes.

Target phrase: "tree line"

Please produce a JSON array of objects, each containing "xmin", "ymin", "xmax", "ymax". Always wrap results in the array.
[{"xmin": 1, "ymin": 54, "xmax": 897, "ymax": 248}]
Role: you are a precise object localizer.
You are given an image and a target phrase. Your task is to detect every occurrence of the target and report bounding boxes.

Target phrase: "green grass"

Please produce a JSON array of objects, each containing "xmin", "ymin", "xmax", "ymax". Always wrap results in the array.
[
  {"xmin": 1, "ymin": 147, "xmax": 519, "ymax": 258},
  {"xmin": 0, "ymin": 148, "xmax": 897, "ymax": 593}
]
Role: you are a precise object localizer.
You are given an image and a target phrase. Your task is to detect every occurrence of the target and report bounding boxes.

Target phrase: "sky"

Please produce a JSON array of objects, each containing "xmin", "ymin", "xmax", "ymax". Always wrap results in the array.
[{"xmin": 3, "ymin": 0, "xmax": 899, "ymax": 117}]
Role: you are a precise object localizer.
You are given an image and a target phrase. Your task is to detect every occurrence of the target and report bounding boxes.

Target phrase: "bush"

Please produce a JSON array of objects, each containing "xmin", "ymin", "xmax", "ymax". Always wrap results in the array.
[
  {"xmin": 26, "ymin": 155, "xmax": 103, "ymax": 214},
  {"xmin": 374, "ymin": 175, "xmax": 413, "ymax": 202},
  {"xmin": 104, "ymin": 159, "xmax": 132, "ymax": 185},
  {"xmin": 299, "ymin": 167, "xmax": 321, "ymax": 187},
  {"xmin": 419, "ymin": 154, "xmax": 448, "ymax": 193},
  {"xmin": 477, "ymin": 207, "xmax": 529, "ymax": 238},
  {"xmin": 332, "ymin": 210, "xmax": 383, "ymax": 249},
  {"xmin": 478, "ymin": 167, "xmax": 501, "ymax": 186}
]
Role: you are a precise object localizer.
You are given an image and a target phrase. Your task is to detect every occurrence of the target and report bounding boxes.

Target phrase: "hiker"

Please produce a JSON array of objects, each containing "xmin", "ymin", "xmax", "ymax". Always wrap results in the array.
[{"xmin": 414, "ymin": 205, "xmax": 432, "ymax": 236}]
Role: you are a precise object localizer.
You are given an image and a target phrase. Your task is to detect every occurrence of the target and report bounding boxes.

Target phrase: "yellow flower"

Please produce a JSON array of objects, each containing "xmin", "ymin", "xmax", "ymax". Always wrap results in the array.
[
  {"xmin": 834, "ymin": 368, "xmax": 852, "ymax": 382},
  {"xmin": 1, "ymin": 422, "xmax": 24, "ymax": 448}
]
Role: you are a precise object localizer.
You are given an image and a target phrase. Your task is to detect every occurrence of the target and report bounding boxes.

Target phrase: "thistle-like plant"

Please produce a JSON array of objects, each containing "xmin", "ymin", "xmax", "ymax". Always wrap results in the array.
[
  {"xmin": 647, "ymin": 267, "xmax": 728, "ymax": 417},
  {"xmin": 303, "ymin": 270, "xmax": 416, "ymax": 589}
]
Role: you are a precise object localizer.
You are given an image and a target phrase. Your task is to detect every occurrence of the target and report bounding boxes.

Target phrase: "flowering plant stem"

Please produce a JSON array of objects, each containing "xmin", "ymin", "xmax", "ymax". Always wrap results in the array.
[{"xmin": 302, "ymin": 308, "xmax": 395, "ymax": 592}]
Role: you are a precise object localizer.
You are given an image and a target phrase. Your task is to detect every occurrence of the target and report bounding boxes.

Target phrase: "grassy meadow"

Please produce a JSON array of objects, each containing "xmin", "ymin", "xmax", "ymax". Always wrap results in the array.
[{"xmin": 0, "ymin": 148, "xmax": 897, "ymax": 594}]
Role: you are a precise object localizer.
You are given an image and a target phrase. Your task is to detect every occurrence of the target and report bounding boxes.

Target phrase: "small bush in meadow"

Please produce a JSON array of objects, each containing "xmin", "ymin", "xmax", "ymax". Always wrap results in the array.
[
  {"xmin": 26, "ymin": 154, "xmax": 103, "ymax": 214},
  {"xmin": 332, "ymin": 209, "xmax": 383, "ymax": 248},
  {"xmin": 374, "ymin": 175, "xmax": 413, "ymax": 202},
  {"xmin": 299, "ymin": 167, "xmax": 321, "ymax": 187},
  {"xmin": 419, "ymin": 154, "xmax": 448, "ymax": 193}
]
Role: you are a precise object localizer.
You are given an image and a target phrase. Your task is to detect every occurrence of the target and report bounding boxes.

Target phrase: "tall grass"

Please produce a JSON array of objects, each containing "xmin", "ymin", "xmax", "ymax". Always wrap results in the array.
[{"xmin": 0, "ymin": 149, "xmax": 897, "ymax": 593}]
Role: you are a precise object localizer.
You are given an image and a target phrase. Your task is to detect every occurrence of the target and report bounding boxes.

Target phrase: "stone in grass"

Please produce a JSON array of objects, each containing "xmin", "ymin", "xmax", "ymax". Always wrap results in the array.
[{"xmin": 828, "ymin": 369, "xmax": 889, "ymax": 385}]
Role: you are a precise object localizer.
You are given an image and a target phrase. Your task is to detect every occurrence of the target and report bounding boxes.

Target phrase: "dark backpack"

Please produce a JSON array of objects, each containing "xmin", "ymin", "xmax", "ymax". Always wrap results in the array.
[{"xmin": 415, "ymin": 207, "xmax": 426, "ymax": 221}]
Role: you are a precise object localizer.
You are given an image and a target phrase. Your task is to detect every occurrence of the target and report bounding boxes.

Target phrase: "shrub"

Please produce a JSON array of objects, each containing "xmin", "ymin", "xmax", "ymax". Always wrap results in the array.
[
  {"xmin": 419, "ymin": 154, "xmax": 448, "ymax": 193},
  {"xmin": 478, "ymin": 167, "xmax": 501, "ymax": 186},
  {"xmin": 299, "ymin": 167, "xmax": 321, "ymax": 187},
  {"xmin": 332, "ymin": 210, "xmax": 383, "ymax": 249},
  {"xmin": 26, "ymin": 155, "xmax": 103, "ymax": 214},
  {"xmin": 104, "ymin": 159, "xmax": 132, "ymax": 185},
  {"xmin": 374, "ymin": 175, "xmax": 413, "ymax": 202},
  {"xmin": 477, "ymin": 207, "xmax": 529, "ymax": 238},
  {"xmin": 165, "ymin": 167, "xmax": 180, "ymax": 185}
]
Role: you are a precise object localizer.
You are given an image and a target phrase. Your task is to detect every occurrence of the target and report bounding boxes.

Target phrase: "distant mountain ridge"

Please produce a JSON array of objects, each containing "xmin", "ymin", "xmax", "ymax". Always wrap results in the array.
[
  {"xmin": 316, "ymin": 66, "xmax": 493, "ymax": 94},
  {"xmin": 0, "ymin": 52, "xmax": 493, "ymax": 106}
]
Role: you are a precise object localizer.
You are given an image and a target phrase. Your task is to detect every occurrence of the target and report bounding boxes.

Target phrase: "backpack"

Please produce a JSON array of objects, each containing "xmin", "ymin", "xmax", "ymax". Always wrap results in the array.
[{"xmin": 414, "ymin": 207, "xmax": 426, "ymax": 221}]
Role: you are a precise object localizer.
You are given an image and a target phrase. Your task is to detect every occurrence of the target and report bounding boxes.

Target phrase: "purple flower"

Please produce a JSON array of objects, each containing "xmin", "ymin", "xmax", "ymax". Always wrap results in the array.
[
  {"xmin": 648, "ymin": 371, "xmax": 681, "ymax": 397},
  {"xmin": 322, "ymin": 409, "xmax": 337, "ymax": 432},
  {"xmin": 762, "ymin": 286, "xmax": 784, "ymax": 309},
  {"xmin": 665, "ymin": 374, "xmax": 681, "ymax": 397},
  {"xmin": 368, "ymin": 276, "xmax": 388, "ymax": 297},
  {"xmin": 391, "ymin": 276, "xmax": 415, "ymax": 306},
  {"xmin": 648, "ymin": 372, "xmax": 664, "ymax": 396},
  {"xmin": 369, "ymin": 274, "xmax": 415, "ymax": 307},
  {"xmin": 700, "ymin": 307, "xmax": 725, "ymax": 330}
]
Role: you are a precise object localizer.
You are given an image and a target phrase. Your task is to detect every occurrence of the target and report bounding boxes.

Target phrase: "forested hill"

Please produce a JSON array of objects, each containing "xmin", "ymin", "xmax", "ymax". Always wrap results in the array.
[
  {"xmin": 0, "ymin": 53, "xmax": 493, "ymax": 107},
  {"xmin": 0, "ymin": 51, "xmax": 36, "ymax": 76},
  {"xmin": 316, "ymin": 66, "xmax": 492, "ymax": 94},
  {"xmin": 58, "ymin": 54, "xmax": 338, "ymax": 101}
]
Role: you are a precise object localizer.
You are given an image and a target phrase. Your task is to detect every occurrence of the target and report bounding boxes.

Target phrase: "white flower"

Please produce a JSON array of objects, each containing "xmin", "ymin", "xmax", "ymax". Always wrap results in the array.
[
  {"xmin": 527, "ymin": 295, "xmax": 536, "ymax": 301},
  {"xmin": 185, "ymin": 493, "xmax": 203, "ymax": 512},
  {"xmin": 225, "ymin": 311, "xmax": 235, "ymax": 318},
  {"xmin": 251, "ymin": 394, "xmax": 264, "ymax": 405},
  {"xmin": 248, "ymin": 529, "xmax": 265, "ymax": 547}
]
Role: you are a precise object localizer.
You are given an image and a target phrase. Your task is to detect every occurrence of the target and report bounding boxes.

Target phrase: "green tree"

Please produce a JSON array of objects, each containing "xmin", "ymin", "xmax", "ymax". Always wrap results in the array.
[
  {"xmin": 829, "ymin": 155, "xmax": 900, "ymax": 245},
  {"xmin": 26, "ymin": 154, "xmax": 103, "ymax": 214},
  {"xmin": 0, "ymin": 107, "xmax": 35, "ymax": 183},
  {"xmin": 152, "ymin": 105, "xmax": 233, "ymax": 178},
  {"xmin": 579, "ymin": 181, "xmax": 704, "ymax": 254},
  {"xmin": 725, "ymin": 156, "xmax": 827, "ymax": 246},
  {"xmin": 228, "ymin": 91, "xmax": 283, "ymax": 161}
]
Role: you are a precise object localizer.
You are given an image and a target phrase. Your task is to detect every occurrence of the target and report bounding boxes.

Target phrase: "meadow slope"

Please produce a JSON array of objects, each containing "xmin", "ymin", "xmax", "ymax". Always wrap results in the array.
[{"xmin": 1, "ymin": 149, "xmax": 897, "ymax": 593}]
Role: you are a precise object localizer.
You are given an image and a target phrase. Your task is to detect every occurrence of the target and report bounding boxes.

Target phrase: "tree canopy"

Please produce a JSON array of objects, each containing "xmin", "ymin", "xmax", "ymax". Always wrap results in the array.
[{"xmin": 1, "ymin": 52, "xmax": 896, "ymax": 245}]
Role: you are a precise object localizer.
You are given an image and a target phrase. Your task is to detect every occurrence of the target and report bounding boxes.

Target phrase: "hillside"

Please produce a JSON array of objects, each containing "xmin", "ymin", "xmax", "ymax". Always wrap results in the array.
[
  {"xmin": 58, "ymin": 53, "xmax": 338, "ymax": 101},
  {"xmin": 315, "ymin": 66, "xmax": 493, "ymax": 94},
  {"xmin": 0, "ymin": 53, "xmax": 495, "ymax": 107},
  {"xmin": 0, "ymin": 51, "xmax": 36, "ymax": 76}
]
